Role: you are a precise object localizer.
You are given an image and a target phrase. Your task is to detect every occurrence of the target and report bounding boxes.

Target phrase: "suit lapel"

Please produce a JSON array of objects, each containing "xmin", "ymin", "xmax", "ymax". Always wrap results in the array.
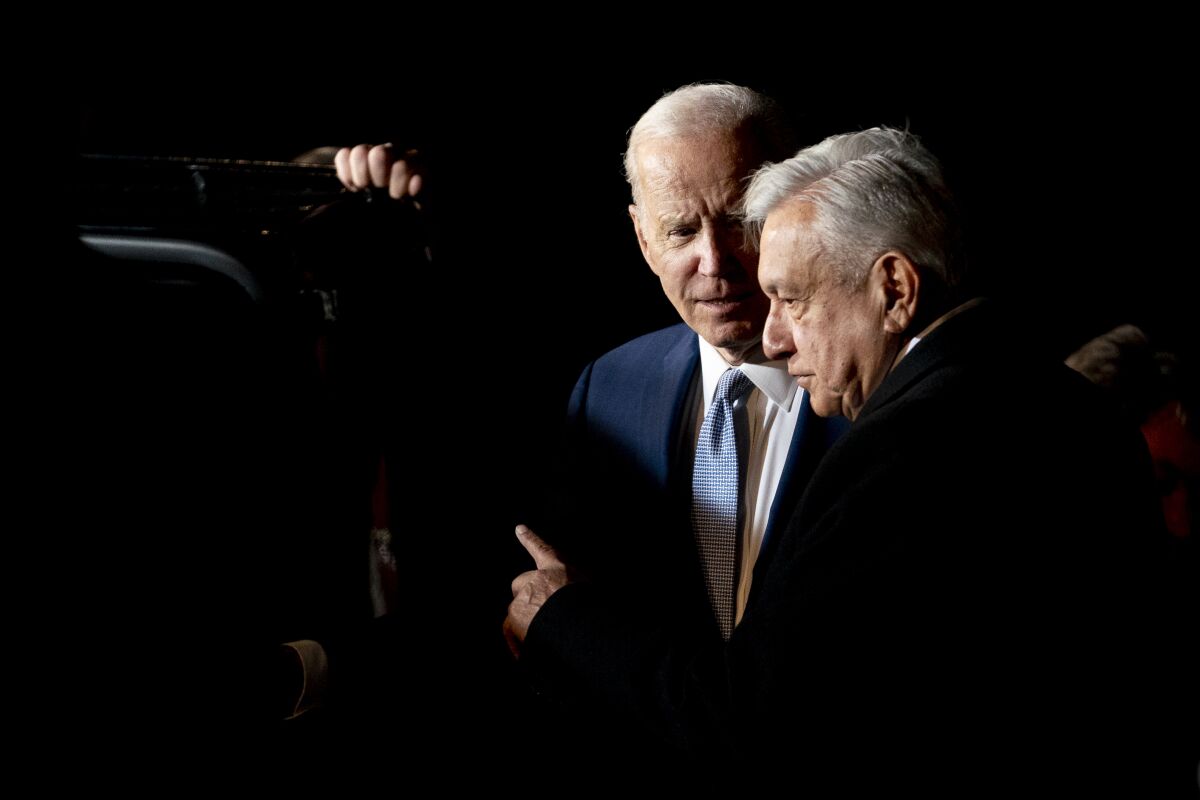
[
  {"xmin": 652, "ymin": 330, "xmax": 700, "ymax": 491},
  {"xmin": 655, "ymin": 331, "xmax": 709, "ymax": 618},
  {"xmin": 751, "ymin": 391, "xmax": 849, "ymax": 593}
]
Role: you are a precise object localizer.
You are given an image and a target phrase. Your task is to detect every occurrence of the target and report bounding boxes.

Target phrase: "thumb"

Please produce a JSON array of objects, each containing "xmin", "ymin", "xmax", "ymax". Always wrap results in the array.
[{"xmin": 515, "ymin": 525, "xmax": 559, "ymax": 570}]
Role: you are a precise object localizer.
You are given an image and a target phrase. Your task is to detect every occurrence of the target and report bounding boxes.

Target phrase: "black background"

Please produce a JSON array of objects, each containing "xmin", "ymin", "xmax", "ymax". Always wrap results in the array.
[
  {"xmin": 66, "ymin": 51, "xmax": 1196, "ymax": 759},
  {"xmin": 77, "ymin": 62, "xmax": 1195, "ymax": 358},
  {"xmin": 79, "ymin": 63, "xmax": 1195, "ymax": 518}
]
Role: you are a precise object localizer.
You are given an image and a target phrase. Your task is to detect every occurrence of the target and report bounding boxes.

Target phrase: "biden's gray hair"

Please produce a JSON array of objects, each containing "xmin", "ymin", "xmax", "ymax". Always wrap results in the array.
[
  {"xmin": 743, "ymin": 127, "xmax": 965, "ymax": 294},
  {"xmin": 623, "ymin": 83, "xmax": 796, "ymax": 206}
]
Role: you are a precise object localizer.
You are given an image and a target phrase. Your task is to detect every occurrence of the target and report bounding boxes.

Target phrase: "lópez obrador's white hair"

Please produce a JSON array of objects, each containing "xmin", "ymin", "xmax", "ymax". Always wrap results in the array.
[{"xmin": 743, "ymin": 127, "xmax": 966, "ymax": 295}]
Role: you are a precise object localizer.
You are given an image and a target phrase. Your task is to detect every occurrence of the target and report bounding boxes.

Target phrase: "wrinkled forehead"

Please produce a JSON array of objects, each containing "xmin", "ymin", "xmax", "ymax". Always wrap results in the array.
[{"xmin": 758, "ymin": 200, "xmax": 825, "ymax": 294}]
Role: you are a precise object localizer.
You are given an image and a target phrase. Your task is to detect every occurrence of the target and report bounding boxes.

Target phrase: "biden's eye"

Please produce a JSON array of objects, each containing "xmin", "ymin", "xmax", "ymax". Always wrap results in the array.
[{"xmin": 668, "ymin": 226, "xmax": 696, "ymax": 238}]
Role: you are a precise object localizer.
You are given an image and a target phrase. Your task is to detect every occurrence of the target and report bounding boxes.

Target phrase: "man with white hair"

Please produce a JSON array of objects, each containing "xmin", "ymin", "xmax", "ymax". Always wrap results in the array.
[{"xmin": 508, "ymin": 126, "xmax": 1171, "ymax": 791}]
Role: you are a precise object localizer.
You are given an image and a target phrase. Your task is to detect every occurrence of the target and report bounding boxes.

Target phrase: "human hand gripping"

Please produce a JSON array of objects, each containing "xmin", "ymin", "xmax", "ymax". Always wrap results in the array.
[
  {"xmin": 504, "ymin": 525, "xmax": 572, "ymax": 658},
  {"xmin": 333, "ymin": 143, "xmax": 424, "ymax": 201}
]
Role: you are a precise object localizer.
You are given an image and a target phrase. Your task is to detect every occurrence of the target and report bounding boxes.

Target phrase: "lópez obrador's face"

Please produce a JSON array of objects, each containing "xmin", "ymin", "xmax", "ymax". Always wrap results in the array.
[
  {"xmin": 758, "ymin": 199, "xmax": 898, "ymax": 421},
  {"xmin": 629, "ymin": 131, "xmax": 769, "ymax": 364}
]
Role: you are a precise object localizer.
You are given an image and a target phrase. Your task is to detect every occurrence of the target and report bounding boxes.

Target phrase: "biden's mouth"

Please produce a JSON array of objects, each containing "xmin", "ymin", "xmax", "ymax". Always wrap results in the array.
[{"xmin": 696, "ymin": 292, "xmax": 754, "ymax": 310}]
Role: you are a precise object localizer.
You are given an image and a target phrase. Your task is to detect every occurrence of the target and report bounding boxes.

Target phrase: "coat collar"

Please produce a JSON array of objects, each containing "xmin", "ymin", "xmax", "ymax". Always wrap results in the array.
[{"xmin": 857, "ymin": 298, "xmax": 996, "ymax": 422}]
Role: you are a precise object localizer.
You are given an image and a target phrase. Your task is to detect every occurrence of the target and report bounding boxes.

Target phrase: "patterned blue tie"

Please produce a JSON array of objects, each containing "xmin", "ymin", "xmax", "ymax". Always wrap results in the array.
[{"xmin": 691, "ymin": 367, "xmax": 753, "ymax": 640}]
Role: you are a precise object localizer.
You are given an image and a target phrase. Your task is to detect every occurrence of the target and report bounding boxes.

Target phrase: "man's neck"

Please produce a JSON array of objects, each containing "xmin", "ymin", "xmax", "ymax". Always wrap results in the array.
[
  {"xmin": 890, "ymin": 297, "xmax": 984, "ymax": 373},
  {"xmin": 713, "ymin": 340, "xmax": 765, "ymax": 367}
]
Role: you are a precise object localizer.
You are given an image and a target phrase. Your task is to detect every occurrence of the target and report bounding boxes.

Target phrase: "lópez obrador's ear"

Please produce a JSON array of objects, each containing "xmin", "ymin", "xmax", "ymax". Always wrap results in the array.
[{"xmin": 872, "ymin": 250, "xmax": 921, "ymax": 334}]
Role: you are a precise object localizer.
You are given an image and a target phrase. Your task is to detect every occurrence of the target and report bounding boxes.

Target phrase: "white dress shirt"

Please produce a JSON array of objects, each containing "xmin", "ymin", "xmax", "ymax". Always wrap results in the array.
[{"xmin": 693, "ymin": 337, "xmax": 804, "ymax": 624}]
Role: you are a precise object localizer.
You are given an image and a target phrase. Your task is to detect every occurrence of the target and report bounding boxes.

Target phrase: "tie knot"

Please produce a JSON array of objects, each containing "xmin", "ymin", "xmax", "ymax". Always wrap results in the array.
[{"xmin": 715, "ymin": 368, "xmax": 753, "ymax": 405}]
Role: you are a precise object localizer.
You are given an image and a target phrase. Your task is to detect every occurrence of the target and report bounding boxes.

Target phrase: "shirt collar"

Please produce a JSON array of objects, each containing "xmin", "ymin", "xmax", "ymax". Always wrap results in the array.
[{"xmin": 696, "ymin": 335, "xmax": 799, "ymax": 412}]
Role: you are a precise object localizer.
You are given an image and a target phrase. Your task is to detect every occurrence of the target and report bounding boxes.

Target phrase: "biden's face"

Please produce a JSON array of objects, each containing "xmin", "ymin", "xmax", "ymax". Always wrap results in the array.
[{"xmin": 629, "ymin": 131, "xmax": 769, "ymax": 364}]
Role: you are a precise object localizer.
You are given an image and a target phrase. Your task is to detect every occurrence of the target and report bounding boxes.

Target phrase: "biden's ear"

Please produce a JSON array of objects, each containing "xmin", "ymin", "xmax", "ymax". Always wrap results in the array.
[
  {"xmin": 873, "ymin": 251, "xmax": 921, "ymax": 335},
  {"xmin": 629, "ymin": 205, "xmax": 656, "ymax": 271}
]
